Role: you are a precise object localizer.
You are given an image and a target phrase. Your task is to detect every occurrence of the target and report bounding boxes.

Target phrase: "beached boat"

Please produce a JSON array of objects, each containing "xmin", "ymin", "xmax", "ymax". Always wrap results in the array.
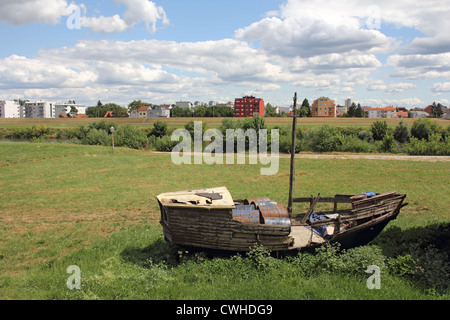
[{"xmin": 156, "ymin": 93, "xmax": 408, "ymax": 253}]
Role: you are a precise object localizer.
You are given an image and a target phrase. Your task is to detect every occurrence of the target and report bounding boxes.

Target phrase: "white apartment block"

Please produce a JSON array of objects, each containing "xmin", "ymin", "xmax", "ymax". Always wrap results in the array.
[
  {"xmin": 0, "ymin": 100, "xmax": 22, "ymax": 118},
  {"xmin": 24, "ymin": 101, "xmax": 55, "ymax": 118},
  {"xmin": 176, "ymin": 101, "xmax": 193, "ymax": 109},
  {"xmin": 54, "ymin": 102, "xmax": 86, "ymax": 117}
]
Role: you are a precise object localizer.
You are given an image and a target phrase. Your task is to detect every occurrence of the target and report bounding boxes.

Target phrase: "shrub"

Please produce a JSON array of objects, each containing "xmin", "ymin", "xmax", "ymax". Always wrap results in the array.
[
  {"xmin": 357, "ymin": 130, "xmax": 374, "ymax": 143},
  {"xmin": 411, "ymin": 118, "xmax": 441, "ymax": 141},
  {"xmin": 115, "ymin": 125, "xmax": 148, "ymax": 149},
  {"xmin": 394, "ymin": 120, "xmax": 411, "ymax": 143},
  {"xmin": 149, "ymin": 121, "xmax": 168, "ymax": 138},
  {"xmin": 405, "ymin": 134, "xmax": 450, "ymax": 155},
  {"xmin": 88, "ymin": 120, "xmax": 118, "ymax": 133},
  {"xmin": 308, "ymin": 125, "xmax": 342, "ymax": 153},
  {"xmin": 82, "ymin": 129, "xmax": 111, "ymax": 146},
  {"xmin": 155, "ymin": 135, "xmax": 179, "ymax": 152},
  {"xmin": 339, "ymin": 135, "xmax": 375, "ymax": 153},
  {"xmin": 379, "ymin": 133, "xmax": 399, "ymax": 153},
  {"xmin": 371, "ymin": 120, "xmax": 388, "ymax": 141}
]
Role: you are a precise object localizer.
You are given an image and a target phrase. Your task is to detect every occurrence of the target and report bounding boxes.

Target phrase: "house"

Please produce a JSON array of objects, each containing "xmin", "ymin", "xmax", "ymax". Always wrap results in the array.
[
  {"xmin": 234, "ymin": 96, "xmax": 265, "ymax": 118},
  {"xmin": 311, "ymin": 97, "xmax": 336, "ymax": 117},
  {"xmin": 396, "ymin": 111, "xmax": 409, "ymax": 118},
  {"xmin": 130, "ymin": 106, "xmax": 151, "ymax": 118},
  {"xmin": 148, "ymin": 106, "xmax": 170, "ymax": 118},
  {"xmin": 367, "ymin": 106, "xmax": 396, "ymax": 118}
]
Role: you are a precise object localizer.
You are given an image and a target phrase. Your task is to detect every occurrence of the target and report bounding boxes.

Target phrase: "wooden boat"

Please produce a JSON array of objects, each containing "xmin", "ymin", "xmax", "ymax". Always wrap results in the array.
[{"xmin": 156, "ymin": 93, "xmax": 408, "ymax": 253}]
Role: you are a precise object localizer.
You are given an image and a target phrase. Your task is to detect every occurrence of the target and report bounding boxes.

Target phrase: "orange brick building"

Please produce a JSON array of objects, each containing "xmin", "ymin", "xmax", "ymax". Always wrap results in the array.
[{"xmin": 311, "ymin": 97, "xmax": 336, "ymax": 118}]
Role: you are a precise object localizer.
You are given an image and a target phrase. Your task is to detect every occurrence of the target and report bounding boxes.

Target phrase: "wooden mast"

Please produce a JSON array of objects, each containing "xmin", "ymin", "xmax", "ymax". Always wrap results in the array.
[{"xmin": 287, "ymin": 93, "xmax": 298, "ymax": 217}]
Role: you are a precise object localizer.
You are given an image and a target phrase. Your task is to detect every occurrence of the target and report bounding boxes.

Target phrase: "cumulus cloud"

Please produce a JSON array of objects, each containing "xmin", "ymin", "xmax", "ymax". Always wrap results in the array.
[
  {"xmin": 431, "ymin": 82, "xmax": 450, "ymax": 93},
  {"xmin": 366, "ymin": 79, "xmax": 416, "ymax": 94},
  {"xmin": 81, "ymin": 0, "xmax": 169, "ymax": 34},
  {"xmin": 0, "ymin": 0, "xmax": 169, "ymax": 34},
  {"xmin": 388, "ymin": 53, "xmax": 450, "ymax": 79},
  {"xmin": 0, "ymin": 0, "xmax": 72, "ymax": 25}
]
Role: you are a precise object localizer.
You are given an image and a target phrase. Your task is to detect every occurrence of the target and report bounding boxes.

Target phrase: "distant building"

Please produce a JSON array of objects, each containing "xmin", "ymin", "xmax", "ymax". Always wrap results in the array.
[
  {"xmin": 54, "ymin": 101, "xmax": 86, "ymax": 118},
  {"xmin": 367, "ymin": 106, "xmax": 397, "ymax": 118},
  {"xmin": 234, "ymin": 96, "xmax": 265, "ymax": 118},
  {"xmin": 24, "ymin": 101, "xmax": 55, "ymax": 118},
  {"xmin": 336, "ymin": 105, "xmax": 347, "ymax": 115},
  {"xmin": 311, "ymin": 97, "xmax": 336, "ymax": 117},
  {"xmin": 345, "ymin": 99, "xmax": 352, "ymax": 108},
  {"xmin": 176, "ymin": 101, "xmax": 193, "ymax": 109},
  {"xmin": 148, "ymin": 106, "xmax": 170, "ymax": 118},
  {"xmin": 130, "ymin": 106, "xmax": 151, "ymax": 118},
  {"xmin": 0, "ymin": 100, "xmax": 21, "ymax": 118},
  {"xmin": 396, "ymin": 111, "xmax": 409, "ymax": 118},
  {"xmin": 411, "ymin": 111, "xmax": 429, "ymax": 118}
]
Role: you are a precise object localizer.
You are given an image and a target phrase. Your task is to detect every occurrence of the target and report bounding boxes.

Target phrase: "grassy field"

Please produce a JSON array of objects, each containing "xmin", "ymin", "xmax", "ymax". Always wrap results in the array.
[
  {"xmin": 0, "ymin": 142, "xmax": 448, "ymax": 300},
  {"xmin": 1, "ymin": 116, "xmax": 447, "ymax": 130}
]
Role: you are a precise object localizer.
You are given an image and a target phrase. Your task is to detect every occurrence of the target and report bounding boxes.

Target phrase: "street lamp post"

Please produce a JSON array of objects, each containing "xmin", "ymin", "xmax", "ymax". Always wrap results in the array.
[{"xmin": 110, "ymin": 126, "xmax": 115, "ymax": 154}]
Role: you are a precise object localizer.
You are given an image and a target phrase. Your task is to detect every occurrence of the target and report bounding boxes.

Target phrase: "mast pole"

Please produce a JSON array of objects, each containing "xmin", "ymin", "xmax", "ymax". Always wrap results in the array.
[{"xmin": 287, "ymin": 93, "xmax": 298, "ymax": 217}]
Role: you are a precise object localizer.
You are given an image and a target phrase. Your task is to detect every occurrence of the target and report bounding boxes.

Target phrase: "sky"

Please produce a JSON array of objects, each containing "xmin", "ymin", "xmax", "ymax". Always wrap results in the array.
[{"xmin": 0, "ymin": 0, "xmax": 449, "ymax": 109}]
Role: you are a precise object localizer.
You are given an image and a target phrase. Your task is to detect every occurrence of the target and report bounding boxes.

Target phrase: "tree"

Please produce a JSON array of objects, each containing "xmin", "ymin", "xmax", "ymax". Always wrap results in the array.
[
  {"xmin": 430, "ymin": 102, "xmax": 444, "ymax": 118},
  {"xmin": 265, "ymin": 103, "xmax": 277, "ymax": 117},
  {"xmin": 411, "ymin": 118, "xmax": 441, "ymax": 141},
  {"xmin": 128, "ymin": 100, "xmax": 149, "ymax": 112},
  {"xmin": 347, "ymin": 103, "xmax": 357, "ymax": 117},
  {"xmin": 149, "ymin": 120, "xmax": 168, "ymax": 138},
  {"xmin": 394, "ymin": 120, "xmax": 410, "ymax": 143},
  {"xmin": 371, "ymin": 120, "xmax": 388, "ymax": 141},
  {"xmin": 356, "ymin": 104, "xmax": 366, "ymax": 117},
  {"xmin": 299, "ymin": 99, "xmax": 311, "ymax": 117}
]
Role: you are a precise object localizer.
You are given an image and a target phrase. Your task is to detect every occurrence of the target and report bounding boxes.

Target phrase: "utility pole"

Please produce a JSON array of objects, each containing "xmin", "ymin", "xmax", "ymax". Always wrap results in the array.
[{"xmin": 287, "ymin": 93, "xmax": 297, "ymax": 217}]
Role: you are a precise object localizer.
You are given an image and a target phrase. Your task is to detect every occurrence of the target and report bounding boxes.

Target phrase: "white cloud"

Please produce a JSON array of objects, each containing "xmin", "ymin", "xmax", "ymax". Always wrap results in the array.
[
  {"xmin": 388, "ymin": 53, "xmax": 450, "ymax": 79},
  {"xmin": 0, "ymin": 0, "xmax": 72, "ymax": 25},
  {"xmin": 366, "ymin": 79, "xmax": 416, "ymax": 94},
  {"xmin": 431, "ymin": 82, "xmax": 450, "ymax": 93},
  {"xmin": 81, "ymin": 0, "xmax": 169, "ymax": 34}
]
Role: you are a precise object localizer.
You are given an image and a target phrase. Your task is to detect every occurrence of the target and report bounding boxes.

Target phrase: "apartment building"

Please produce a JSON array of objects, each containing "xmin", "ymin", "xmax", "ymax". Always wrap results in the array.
[
  {"xmin": 0, "ymin": 100, "xmax": 22, "ymax": 118},
  {"xmin": 24, "ymin": 101, "xmax": 55, "ymax": 118},
  {"xmin": 234, "ymin": 96, "xmax": 265, "ymax": 118},
  {"xmin": 54, "ymin": 102, "xmax": 86, "ymax": 117},
  {"xmin": 311, "ymin": 97, "xmax": 336, "ymax": 117}
]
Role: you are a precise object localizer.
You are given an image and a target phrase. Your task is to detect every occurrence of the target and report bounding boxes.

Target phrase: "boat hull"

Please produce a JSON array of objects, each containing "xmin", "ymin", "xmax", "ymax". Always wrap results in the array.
[{"xmin": 157, "ymin": 188, "xmax": 407, "ymax": 253}]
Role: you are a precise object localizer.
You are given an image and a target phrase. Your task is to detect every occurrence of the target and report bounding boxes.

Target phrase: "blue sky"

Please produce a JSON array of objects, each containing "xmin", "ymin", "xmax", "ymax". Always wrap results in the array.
[{"xmin": 0, "ymin": 0, "xmax": 449, "ymax": 109}]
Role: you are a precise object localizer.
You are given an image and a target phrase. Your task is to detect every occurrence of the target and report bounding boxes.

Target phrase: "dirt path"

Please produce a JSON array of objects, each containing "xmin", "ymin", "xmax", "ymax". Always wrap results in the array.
[
  {"xmin": 290, "ymin": 154, "xmax": 450, "ymax": 162},
  {"xmin": 152, "ymin": 151, "xmax": 449, "ymax": 162}
]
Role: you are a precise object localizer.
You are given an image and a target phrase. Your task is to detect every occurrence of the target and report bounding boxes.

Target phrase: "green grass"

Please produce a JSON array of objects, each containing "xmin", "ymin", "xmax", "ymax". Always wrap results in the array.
[{"xmin": 0, "ymin": 142, "xmax": 448, "ymax": 299}]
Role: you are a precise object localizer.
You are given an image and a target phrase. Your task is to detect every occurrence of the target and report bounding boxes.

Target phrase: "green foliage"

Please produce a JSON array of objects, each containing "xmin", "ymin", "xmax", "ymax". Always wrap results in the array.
[
  {"xmin": 371, "ymin": 120, "xmax": 388, "ymax": 141},
  {"xmin": 339, "ymin": 135, "xmax": 375, "ymax": 153},
  {"xmin": 155, "ymin": 135, "xmax": 179, "ymax": 152},
  {"xmin": 81, "ymin": 128, "xmax": 111, "ymax": 146},
  {"xmin": 149, "ymin": 120, "xmax": 168, "ymax": 138},
  {"xmin": 411, "ymin": 118, "xmax": 441, "ymax": 141},
  {"xmin": 394, "ymin": 120, "xmax": 411, "ymax": 143},
  {"xmin": 307, "ymin": 125, "xmax": 342, "ymax": 152},
  {"xmin": 86, "ymin": 103, "xmax": 128, "ymax": 118},
  {"xmin": 115, "ymin": 125, "xmax": 147, "ymax": 150},
  {"xmin": 405, "ymin": 134, "xmax": 450, "ymax": 155}
]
